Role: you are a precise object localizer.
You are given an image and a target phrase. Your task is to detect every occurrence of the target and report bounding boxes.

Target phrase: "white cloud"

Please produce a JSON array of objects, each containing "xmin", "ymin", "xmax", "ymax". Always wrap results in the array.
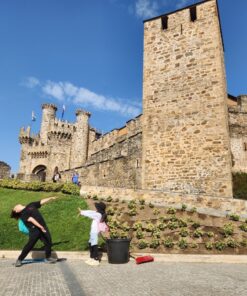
[
  {"xmin": 23, "ymin": 76, "xmax": 40, "ymax": 88},
  {"xmin": 42, "ymin": 81, "xmax": 65, "ymax": 101},
  {"xmin": 23, "ymin": 77, "xmax": 141, "ymax": 118},
  {"xmin": 135, "ymin": 0, "xmax": 159, "ymax": 19}
]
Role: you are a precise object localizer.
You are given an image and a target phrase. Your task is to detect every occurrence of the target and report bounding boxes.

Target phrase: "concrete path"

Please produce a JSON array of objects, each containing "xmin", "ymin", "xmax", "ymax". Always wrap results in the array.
[{"xmin": 0, "ymin": 259, "xmax": 247, "ymax": 296}]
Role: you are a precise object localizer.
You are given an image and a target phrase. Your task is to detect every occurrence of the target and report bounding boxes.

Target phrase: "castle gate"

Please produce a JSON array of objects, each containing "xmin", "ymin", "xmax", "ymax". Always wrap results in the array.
[{"xmin": 32, "ymin": 165, "xmax": 46, "ymax": 182}]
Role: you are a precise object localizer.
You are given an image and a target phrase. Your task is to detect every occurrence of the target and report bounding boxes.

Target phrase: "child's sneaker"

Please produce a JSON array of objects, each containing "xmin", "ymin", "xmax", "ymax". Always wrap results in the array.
[{"xmin": 85, "ymin": 258, "xmax": 99, "ymax": 266}]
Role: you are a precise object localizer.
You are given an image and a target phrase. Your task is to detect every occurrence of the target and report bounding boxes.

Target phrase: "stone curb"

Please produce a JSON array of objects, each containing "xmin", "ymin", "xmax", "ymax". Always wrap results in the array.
[{"xmin": 1, "ymin": 250, "xmax": 247, "ymax": 264}]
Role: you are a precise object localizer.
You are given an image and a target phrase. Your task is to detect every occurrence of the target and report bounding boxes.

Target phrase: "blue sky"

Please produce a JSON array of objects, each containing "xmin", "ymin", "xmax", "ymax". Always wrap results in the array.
[{"xmin": 0, "ymin": 0, "xmax": 246, "ymax": 173}]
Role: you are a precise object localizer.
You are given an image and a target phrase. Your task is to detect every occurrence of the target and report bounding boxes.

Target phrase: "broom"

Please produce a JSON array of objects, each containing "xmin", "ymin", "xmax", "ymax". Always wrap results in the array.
[{"xmin": 130, "ymin": 254, "xmax": 154, "ymax": 264}]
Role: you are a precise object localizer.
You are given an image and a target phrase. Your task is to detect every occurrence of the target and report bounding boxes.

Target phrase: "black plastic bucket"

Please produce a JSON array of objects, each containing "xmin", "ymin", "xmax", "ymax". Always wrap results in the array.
[{"xmin": 106, "ymin": 238, "xmax": 131, "ymax": 264}]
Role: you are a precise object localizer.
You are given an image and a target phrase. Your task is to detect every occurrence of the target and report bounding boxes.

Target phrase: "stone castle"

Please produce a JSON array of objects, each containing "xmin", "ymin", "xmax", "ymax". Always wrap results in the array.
[{"xmin": 19, "ymin": 0, "xmax": 247, "ymax": 202}]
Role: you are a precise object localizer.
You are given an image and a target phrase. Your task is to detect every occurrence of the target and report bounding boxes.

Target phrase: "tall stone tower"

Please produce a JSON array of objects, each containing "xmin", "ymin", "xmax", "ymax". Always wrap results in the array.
[
  {"xmin": 40, "ymin": 104, "xmax": 57, "ymax": 144},
  {"xmin": 141, "ymin": 0, "xmax": 233, "ymax": 197},
  {"xmin": 70, "ymin": 109, "xmax": 91, "ymax": 168}
]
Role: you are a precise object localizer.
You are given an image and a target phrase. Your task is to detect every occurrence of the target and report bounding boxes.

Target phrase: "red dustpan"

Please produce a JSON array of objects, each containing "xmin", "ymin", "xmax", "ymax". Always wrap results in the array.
[{"xmin": 133, "ymin": 255, "xmax": 154, "ymax": 264}]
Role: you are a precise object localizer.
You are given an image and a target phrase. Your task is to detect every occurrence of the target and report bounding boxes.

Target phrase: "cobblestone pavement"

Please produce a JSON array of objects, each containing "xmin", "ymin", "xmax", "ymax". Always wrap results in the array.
[{"xmin": 0, "ymin": 259, "xmax": 247, "ymax": 296}]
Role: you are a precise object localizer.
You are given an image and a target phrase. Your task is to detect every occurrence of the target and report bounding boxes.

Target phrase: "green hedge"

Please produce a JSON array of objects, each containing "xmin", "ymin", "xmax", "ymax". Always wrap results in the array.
[
  {"xmin": 233, "ymin": 173, "xmax": 247, "ymax": 200},
  {"xmin": 0, "ymin": 179, "xmax": 80, "ymax": 196}
]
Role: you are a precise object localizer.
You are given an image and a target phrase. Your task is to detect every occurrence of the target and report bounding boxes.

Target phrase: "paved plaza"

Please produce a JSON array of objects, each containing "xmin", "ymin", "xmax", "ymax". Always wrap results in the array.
[{"xmin": 0, "ymin": 259, "xmax": 246, "ymax": 296}]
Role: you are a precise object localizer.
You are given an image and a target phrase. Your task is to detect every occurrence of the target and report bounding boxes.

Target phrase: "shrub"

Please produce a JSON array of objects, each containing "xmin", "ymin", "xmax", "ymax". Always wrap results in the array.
[
  {"xmin": 133, "ymin": 221, "xmax": 143, "ymax": 230},
  {"xmin": 138, "ymin": 240, "xmax": 148, "ymax": 249},
  {"xmin": 106, "ymin": 207, "xmax": 114, "ymax": 215},
  {"xmin": 239, "ymin": 223, "xmax": 247, "ymax": 232},
  {"xmin": 145, "ymin": 223, "xmax": 155, "ymax": 232},
  {"xmin": 240, "ymin": 239, "xmax": 247, "ymax": 247},
  {"xmin": 121, "ymin": 222, "xmax": 130, "ymax": 231},
  {"xmin": 167, "ymin": 207, "xmax": 176, "ymax": 214},
  {"xmin": 205, "ymin": 242, "xmax": 214, "ymax": 250},
  {"xmin": 128, "ymin": 200, "xmax": 136, "ymax": 209},
  {"xmin": 221, "ymin": 223, "xmax": 234, "ymax": 237},
  {"xmin": 163, "ymin": 237, "xmax": 174, "ymax": 248},
  {"xmin": 61, "ymin": 183, "xmax": 80, "ymax": 195},
  {"xmin": 106, "ymin": 196, "xmax": 113, "ymax": 202},
  {"xmin": 178, "ymin": 219, "xmax": 187, "ymax": 228},
  {"xmin": 149, "ymin": 239, "xmax": 160, "ymax": 249},
  {"xmin": 0, "ymin": 179, "xmax": 81, "ymax": 195},
  {"xmin": 92, "ymin": 195, "xmax": 98, "ymax": 200},
  {"xmin": 190, "ymin": 243, "xmax": 198, "ymax": 249},
  {"xmin": 128, "ymin": 208, "xmax": 137, "ymax": 216},
  {"xmin": 190, "ymin": 207, "xmax": 197, "ymax": 213},
  {"xmin": 110, "ymin": 229, "xmax": 128, "ymax": 239},
  {"xmin": 226, "ymin": 238, "xmax": 239, "ymax": 248},
  {"xmin": 206, "ymin": 231, "xmax": 214, "ymax": 238},
  {"xmin": 153, "ymin": 208, "xmax": 160, "ymax": 215},
  {"xmin": 42, "ymin": 182, "xmax": 63, "ymax": 192},
  {"xmin": 215, "ymin": 241, "xmax": 226, "ymax": 251},
  {"xmin": 136, "ymin": 229, "xmax": 144, "ymax": 239},
  {"xmin": 149, "ymin": 202, "xmax": 154, "ymax": 208},
  {"xmin": 152, "ymin": 229, "xmax": 161, "ymax": 239},
  {"xmin": 178, "ymin": 239, "xmax": 188, "ymax": 249},
  {"xmin": 191, "ymin": 222, "xmax": 200, "ymax": 229},
  {"xmin": 157, "ymin": 222, "xmax": 166, "ymax": 230},
  {"xmin": 169, "ymin": 215, "xmax": 178, "ymax": 222},
  {"xmin": 181, "ymin": 204, "xmax": 187, "ymax": 211},
  {"xmin": 138, "ymin": 198, "xmax": 145, "ymax": 205},
  {"xmin": 193, "ymin": 229, "xmax": 204, "ymax": 238},
  {"xmin": 140, "ymin": 205, "xmax": 145, "ymax": 210},
  {"xmin": 228, "ymin": 213, "xmax": 240, "ymax": 221},
  {"xmin": 179, "ymin": 228, "xmax": 189, "ymax": 237},
  {"xmin": 167, "ymin": 221, "xmax": 179, "ymax": 230}
]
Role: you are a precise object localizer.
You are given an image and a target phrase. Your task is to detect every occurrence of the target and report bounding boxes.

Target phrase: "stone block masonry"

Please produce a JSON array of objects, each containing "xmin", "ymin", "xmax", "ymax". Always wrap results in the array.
[
  {"xmin": 0, "ymin": 161, "xmax": 11, "ymax": 179},
  {"xmin": 142, "ymin": 0, "xmax": 232, "ymax": 198}
]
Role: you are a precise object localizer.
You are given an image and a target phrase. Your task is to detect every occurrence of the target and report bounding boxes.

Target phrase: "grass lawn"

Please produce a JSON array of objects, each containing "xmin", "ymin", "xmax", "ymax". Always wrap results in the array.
[{"xmin": 0, "ymin": 188, "xmax": 91, "ymax": 251}]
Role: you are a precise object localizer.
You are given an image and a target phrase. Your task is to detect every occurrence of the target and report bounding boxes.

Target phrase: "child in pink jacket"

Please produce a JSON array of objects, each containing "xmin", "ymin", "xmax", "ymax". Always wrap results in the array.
[{"xmin": 78, "ymin": 202, "xmax": 107, "ymax": 266}]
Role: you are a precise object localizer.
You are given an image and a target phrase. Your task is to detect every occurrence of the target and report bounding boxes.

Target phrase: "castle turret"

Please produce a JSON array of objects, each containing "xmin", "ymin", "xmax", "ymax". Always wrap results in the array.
[
  {"xmin": 70, "ymin": 109, "xmax": 91, "ymax": 167},
  {"xmin": 40, "ymin": 104, "xmax": 57, "ymax": 144}
]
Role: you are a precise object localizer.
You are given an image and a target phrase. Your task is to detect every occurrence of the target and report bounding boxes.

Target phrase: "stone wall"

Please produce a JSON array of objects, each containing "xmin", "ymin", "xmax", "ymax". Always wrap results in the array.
[
  {"xmin": 62, "ymin": 129, "xmax": 142, "ymax": 189},
  {"xmin": 80, "ymin": 185, "xmax": 247, "ymax": 217},
  {"xmin": 141, "ymin": 0, "xmax": 233, "ymax": 198},
  {"xmin": 229, "ymin": 95, "xmax": 247, "ymax": 172},
  {"xmin": 0, "ymin": 161, "xmax": 10, "ymax": 179}
]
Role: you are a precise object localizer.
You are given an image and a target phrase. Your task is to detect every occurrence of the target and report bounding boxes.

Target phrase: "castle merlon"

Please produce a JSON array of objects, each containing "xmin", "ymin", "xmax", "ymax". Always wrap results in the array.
[
  {"xmin": 42, "ymin": 103, "xmax": 57, "ymax": 111},
  {"xmin": 76, "ymin": 109, "xmax": 91, "ymax": 117}
]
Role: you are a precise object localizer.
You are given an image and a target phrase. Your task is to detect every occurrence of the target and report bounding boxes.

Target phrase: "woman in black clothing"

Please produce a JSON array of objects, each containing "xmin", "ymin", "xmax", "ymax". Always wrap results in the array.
[{"xmin": 10, "ymin": 196, "xmax": 58, "ymax": 267}]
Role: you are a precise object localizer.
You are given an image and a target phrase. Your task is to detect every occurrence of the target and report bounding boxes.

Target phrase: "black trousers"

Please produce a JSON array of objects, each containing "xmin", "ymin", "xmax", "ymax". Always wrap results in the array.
[
  {"xmin": 18, "ymin": 228, "xmax": 52, "ymax": 261},
  {"xmin": 89, "ymin": 243, "xmax": 99, "ymax": 260}
]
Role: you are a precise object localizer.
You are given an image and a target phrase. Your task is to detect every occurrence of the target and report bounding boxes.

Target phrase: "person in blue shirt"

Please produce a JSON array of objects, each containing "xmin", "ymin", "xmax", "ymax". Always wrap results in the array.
[{"xmin": 72, "ymin": 172, "xmax": 79, "ymax": 185}]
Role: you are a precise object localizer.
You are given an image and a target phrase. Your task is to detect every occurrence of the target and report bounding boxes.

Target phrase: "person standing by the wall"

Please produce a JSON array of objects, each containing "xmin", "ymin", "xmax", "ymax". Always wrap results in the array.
[{"xmin": 72, "ymin": 172, "xmax": 79, "ymax": 185}]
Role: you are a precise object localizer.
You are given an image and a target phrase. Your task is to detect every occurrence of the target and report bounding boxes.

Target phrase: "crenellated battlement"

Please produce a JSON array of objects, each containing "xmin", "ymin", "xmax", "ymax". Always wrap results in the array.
[
  {"xmin": 48, "ymin": 119, "xmax": 74, "ymax": 139},
  {"xmin": 19, "ymin": 126, "xmax": 34, "ymax": 145},
  {"xmin": 42, "ymin": 103, "xmax": 57, "ymax": 111},
  {"xmin": 76, "ymin": 109, "xmax": 91, "ymax": 117},
  {"xmin": 89, "ymin": 115, "xmax": 142, "ymax": 155},
  {"xmin": 144, "ymin": 0, "xmax": 218, "ymax": 31}
]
